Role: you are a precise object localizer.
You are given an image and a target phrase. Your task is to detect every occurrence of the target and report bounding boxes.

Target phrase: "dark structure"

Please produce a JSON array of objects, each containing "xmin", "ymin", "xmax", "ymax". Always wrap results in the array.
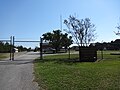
[{"xmin": 80, "ymin": 46, "xmax": 97, "ymax": 62}]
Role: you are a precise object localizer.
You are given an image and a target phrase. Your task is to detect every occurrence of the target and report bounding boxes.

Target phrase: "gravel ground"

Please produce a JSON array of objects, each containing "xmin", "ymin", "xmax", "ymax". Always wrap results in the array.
[{"xmin": 0, "ymin": 52, "xmax": 40, "ymax": 90}]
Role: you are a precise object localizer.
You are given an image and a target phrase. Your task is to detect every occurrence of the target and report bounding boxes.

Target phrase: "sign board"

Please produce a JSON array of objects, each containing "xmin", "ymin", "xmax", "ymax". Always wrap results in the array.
[{"xmin": 80, "ymin": 46, "xmax": 97, "ymax": 62}]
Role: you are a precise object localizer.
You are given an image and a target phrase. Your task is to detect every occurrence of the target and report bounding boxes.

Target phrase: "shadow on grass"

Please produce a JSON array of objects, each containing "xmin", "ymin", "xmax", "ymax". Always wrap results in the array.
[
  {"xmin": 34, "ymin": 51, "xmax": 120, "ymax": 65},
  {"xmin": 34, "ymin": 56, "xmax": 120, "ymax": 65},
  {"xmin": 34, "ymin": 58, "xmax": 80, "ymax": 65}
]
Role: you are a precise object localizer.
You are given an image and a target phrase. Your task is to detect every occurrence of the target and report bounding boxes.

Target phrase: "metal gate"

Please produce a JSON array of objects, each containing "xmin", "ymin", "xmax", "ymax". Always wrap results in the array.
[
  {"xmin": 0, "ymin": 36, "xmax": 43, "ymax": 60},
  {"xmin": 0, "ymin": 36, "xmax": 12, "ymax": 60}
]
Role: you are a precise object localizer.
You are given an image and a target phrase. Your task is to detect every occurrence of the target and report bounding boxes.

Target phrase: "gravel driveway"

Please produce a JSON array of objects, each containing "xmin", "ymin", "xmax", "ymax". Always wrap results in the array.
[{"xmin": 0, "ymin": 52, "xmax": 40, "ymax": 90}]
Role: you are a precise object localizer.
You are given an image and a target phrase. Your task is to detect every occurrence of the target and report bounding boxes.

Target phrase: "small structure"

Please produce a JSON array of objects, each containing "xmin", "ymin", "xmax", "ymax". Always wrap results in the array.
[
  {"xmin": 80, "ymin": 46, "xmax": 97, "ymax": 62},
  {"xmin": 69, "ymin": 44, "xmax": 97, "ymax": 62}
]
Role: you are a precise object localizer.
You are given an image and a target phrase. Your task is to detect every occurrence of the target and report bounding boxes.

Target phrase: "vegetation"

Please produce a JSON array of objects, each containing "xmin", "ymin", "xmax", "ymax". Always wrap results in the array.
[
  {"xmin": 17, "ymin": 45, "xmax": 29, "ymax": 52},
  {"xmin": 95, "ymin": 39, "xmax": 120, "ymax": 50},
  {"xmin": 64, "ymin": 15, "xmax": 97, "ymax": 61},
  {"xmin": 0, "ymin": 42, "xmax": 11, "ymax": 53},
  {"xmin": 64, "ymin": 15, "xmax": 96, "ymax": 46},
  {"xmin": 0, "ymin": 53, "xmax": 9, "ymax": 60},
  {"xmin": 116, "ymin": 18, "xmax": 120, "ymax": 30},
  {"xmin": 72, "ymin": 39, "xmax": 120, "ymax": 51},
  {"xmin": 42, "ymin": 30, "xmax": 73, "ymax": 53},
  {"xmin": 34, "ymin": 51, "xmax": 120, "ymax": 90},
  {"xmin": 0, "ymin": 41, "xmax": 30, "ymax": 53}
]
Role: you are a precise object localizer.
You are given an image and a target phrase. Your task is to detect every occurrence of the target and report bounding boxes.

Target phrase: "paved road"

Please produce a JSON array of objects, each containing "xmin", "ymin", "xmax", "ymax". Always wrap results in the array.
[{"xmin": 0, "ymin": 52, "xmax": 40, "ymax": 90}]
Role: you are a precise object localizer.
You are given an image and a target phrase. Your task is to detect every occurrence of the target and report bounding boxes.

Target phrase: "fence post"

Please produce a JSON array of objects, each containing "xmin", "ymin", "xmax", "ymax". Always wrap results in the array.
[
  {"xmin": 101, "ymin": 49, "xmax": 103, "ymax": 60},
  {"xmin": 12, "ymin": 36, "xmax": 15, "ymax": 60},
  {"xmin": 10, "ymin": 36, "xmax": 12, "ymax": 60},
  {"xmin": 40, "ymin": 37, "xmax": 43, "ymax": 60},
  {"xmin": 68, "ymin": 47, "xmax": 70, "ymax": 60},
  {"xmin": 79, "ymin": 46, "xmax": 81, "ymax": 62}
]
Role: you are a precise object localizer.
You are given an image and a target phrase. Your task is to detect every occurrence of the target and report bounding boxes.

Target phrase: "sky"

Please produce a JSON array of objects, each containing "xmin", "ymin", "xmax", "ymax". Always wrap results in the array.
[{"xmin": 0, "ymin": 0, "xmax": 120, "ymax": 48}]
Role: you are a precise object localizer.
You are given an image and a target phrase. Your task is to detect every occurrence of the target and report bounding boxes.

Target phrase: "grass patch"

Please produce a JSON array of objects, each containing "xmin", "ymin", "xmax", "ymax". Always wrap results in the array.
[
  {"xmin": 97, "ymin": 50, "xmax": 120, "ymax": 60},
  {"xmin": 34, "ymin": 51, "xmax": 120, "ymax": 90},
  {"xmin": 0, "ymin": 53, "xmax": 9, "ymax": 60}
]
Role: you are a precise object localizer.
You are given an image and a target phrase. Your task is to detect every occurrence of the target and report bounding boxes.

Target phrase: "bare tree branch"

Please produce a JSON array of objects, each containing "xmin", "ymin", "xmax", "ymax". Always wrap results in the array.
[{"xmin": 64, "ymin": 15, "xmax": 97, "ymax": 46}]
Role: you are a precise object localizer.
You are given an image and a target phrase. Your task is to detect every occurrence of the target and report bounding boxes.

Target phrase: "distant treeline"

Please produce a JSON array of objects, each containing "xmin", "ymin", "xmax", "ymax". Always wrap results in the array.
[
  {"xmin": 1, "ymin": 39, "xmax": 120, "ymax": 53},
  {"xmin": 72, "ymin": 39, "xmax": 120, "ymax": 51},
  {"xmin": 95, "ymin": 39, "xmax": 120, "ymax": 50},
  {"xmin": 0, "ymin": 42, "xmax": 11, "ymax": 53},
  {"xmin": 0, "ymin": 42, "xmax": 29, "ymax": 53}
]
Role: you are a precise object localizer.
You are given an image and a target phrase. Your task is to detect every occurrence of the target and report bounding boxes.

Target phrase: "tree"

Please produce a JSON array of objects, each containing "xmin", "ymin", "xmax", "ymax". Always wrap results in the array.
[
  {"xmin": 114, "ymin": 18, "xmax": 120, "ymax": 36},
  {"xmin": 117, "ymin": 25, "xmax": 120, "ymax": 30},
  {"xmin": 0, "ymin": 42, "xmax": 4, "ymax": 52},
  {"xmin": 42, "ymin": 30, "xmax": 73, "ymax": 53},
  {"xmin": 64, "ymin": 15, "xmax": 97, "ymax": 61},
  {"xmin": 61, "ymin": 33, "xmax": 73, "ymax": 52},
  {"xmin": 34, "ymin": 46, "xmax": 39, "ymax": 52},
  {"xmin": 0, "ymin": 42, "xmax": 11, "ymax": 53},
  {"xmin": 17, "ymin": 45, "xmax": 28, "ymax": 52},
  {"xmin": 117, "ymin": 18, "xmax": 120, "ymax": 30},
  {"xmin": 64, "ymin": 15, "xmax": 96, "ymax": 46}
]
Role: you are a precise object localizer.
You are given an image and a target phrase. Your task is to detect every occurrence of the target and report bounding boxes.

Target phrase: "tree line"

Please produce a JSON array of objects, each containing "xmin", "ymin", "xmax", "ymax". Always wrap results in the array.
[
  {"xmin": 0, "ymin": 42, "xmax": 28, "ymax": 53},
  {"xmin": 95, "ymin": 39, "xmax": 120, "ymax": 50},
  {"xmin": 0, "ymin": 42, "xmax": 11, "ymax": 53}
]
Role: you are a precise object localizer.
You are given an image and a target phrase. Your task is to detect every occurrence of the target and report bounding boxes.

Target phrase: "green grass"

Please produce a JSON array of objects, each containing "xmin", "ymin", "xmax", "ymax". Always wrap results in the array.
[
  {"xmin": 97, "ymin": 50, "xmax": 120, "ymax": 60},
  {"xmin": 34, "ymin": 51, "xmax": 120, "ymax": 90},
  {"xmin": 0, "ymin": 53, "xmax": 9, "ymax": 60}
]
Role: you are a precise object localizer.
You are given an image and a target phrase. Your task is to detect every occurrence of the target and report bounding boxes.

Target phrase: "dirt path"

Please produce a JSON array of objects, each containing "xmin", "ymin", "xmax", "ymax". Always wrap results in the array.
[{"xmin": 0, "ymin": 52, "xmax": 40, "ymax": 90}]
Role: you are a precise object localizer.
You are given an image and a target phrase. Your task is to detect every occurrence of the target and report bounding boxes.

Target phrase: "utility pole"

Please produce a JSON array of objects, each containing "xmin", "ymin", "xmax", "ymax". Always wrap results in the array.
[{"xmin": 68, "ymin": 47, "xmax": 70, "ymax": 60}]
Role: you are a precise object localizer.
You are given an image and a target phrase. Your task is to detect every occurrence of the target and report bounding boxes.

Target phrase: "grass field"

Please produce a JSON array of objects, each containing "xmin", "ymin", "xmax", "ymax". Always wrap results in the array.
[
  {"xmin": 34, "ymin": 51, "xmax": 120, "ymax": 90},
  {"xmin": 0, "ymin": 53, "xmax": 9, "ymax": 60}
]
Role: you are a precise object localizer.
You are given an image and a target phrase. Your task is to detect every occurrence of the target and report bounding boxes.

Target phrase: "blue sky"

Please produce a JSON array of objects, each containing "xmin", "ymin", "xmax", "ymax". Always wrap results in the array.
[{"xmin": 0, "ymin": 0, "xmax": 120, "ymax": 48}]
